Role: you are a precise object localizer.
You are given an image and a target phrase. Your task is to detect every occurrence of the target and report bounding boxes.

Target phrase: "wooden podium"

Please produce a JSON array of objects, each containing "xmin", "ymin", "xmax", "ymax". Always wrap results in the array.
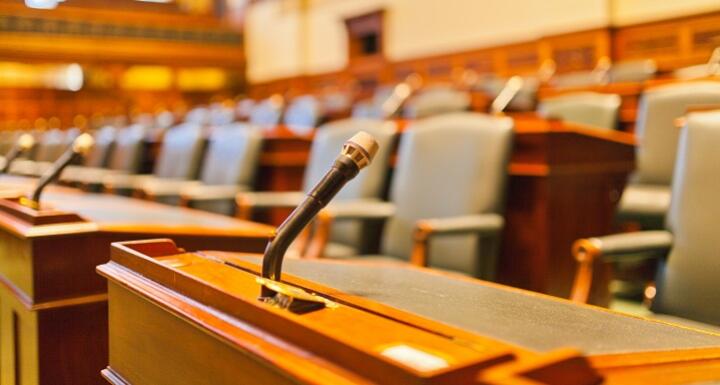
[
  {"xmin": 500, "ymin": 117, "xmax": 635, "ymax": 305},
  {"xmin": 0, "ymin": 189, "xmax": 274, "ymax": 385},
  {"xmin": 98, "ymin": 239, "xmax": 720, "ymax": 385}
]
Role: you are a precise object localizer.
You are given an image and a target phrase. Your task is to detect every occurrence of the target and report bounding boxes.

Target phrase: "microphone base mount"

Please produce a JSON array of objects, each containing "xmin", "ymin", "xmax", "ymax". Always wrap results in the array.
[
  {"xmin": 18, "ymin": 196, "xmax": 40, "ymax": 210},
  {"xmin": 256, "ymin": 277, "xmax": 337, "ymax": 314}
]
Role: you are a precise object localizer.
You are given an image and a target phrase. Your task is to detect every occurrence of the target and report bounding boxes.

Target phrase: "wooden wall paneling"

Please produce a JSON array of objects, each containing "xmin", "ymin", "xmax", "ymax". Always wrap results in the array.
[
  {"xmin": 541, "ymin": 29, "xmax": 611, "ymax": 73},
  {"xmin": 688, "ymin": 15, "xmax": 720, "ymax": 63},
  {"xmin": 392, "ymin": 60, "xmax": 422, "ymax": 83},
  {"xmin": 424, "ymin": 54, "xmax": 458, "ymax": 84},
  {"xmin": 613, "ymin": 12, "xmax": 720, "ymax": 72},
  {"xmin": 498, "ymin": 42, "xmax": 541, "ymax": 76},
  {"xmin": 614, "ymin": 24, "xmax": 684, "ymax": 71},
  {"xmin": 247, "ymin": 11, "xmax": 720, "ymax": 132},
  {"xmin": 464, "ymin": 49, "xmax": 496, "ymax": 75}
]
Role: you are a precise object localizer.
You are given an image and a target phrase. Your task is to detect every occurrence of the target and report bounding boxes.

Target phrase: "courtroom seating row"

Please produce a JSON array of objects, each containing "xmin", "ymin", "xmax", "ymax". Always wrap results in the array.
[
  {"xmin": 537, "ymin": 80, "xmax": 720, "ymax": 302},
  {"xmin": 2, "ymin": 76, "xmax": 716, "ymax": 287},
  {"xmin": 616, "ymin": 81, "xmax": 720, "ymax": 230},
  {"xmin": 242, "ymin": 94, "xmax": 324, "ymax": 135}
]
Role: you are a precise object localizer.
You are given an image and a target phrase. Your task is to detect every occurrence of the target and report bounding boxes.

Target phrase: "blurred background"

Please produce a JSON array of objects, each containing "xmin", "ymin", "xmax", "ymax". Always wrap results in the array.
[{"xmin": 1, "ymin": 0, "xmax": 719, "ymax": 130}]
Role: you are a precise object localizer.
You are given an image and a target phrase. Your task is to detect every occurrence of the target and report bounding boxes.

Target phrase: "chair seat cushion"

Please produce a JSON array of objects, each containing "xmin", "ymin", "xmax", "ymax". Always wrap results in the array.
[
  {"xmin": 618, "ymin": 183, "xmax": 671, "ymax": 217},
  {"xmin": 650, "ymin": 313, "xmax": 720, "ymax": 334},
  {"xmin": 322, "ymin": 242, "xmax": 361, "ymax": 259}
]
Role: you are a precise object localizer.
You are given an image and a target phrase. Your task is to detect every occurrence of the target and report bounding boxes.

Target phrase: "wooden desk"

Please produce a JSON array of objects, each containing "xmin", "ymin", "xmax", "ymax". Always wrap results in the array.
[
  {"xmin": 255, "ymin": 117, "xmax": 635, "ymax": 304},
  {"xmin": 503, "ymin": 116, "xmax": 635, "ymax": 304},
  {"xmin": 0, "ymin": 188, "xmax": 274, "ymax": 385},
  {"xmin": 98, "ymin": 240, "xmax": 720, "ymax": 385}
]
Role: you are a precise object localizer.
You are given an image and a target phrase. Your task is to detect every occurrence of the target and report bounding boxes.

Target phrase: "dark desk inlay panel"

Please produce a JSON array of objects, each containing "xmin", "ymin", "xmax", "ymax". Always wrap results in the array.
[{"xmin": 235, "ymin": 256, "xmax": 720, "ymax": 355}]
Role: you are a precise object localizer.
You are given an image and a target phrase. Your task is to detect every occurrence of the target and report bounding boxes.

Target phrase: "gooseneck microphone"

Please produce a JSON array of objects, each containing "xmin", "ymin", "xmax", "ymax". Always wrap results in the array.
[
  {"xmin": 490, "ymin": 76, "xmax": 524, "ymax": 115},
  {"xmin": 2, "ymin": 134, "xmax": 35, "ymax": 173},
  {"xmin": 260, "ymin": 131, "xmax": 378, "ymax": 298},
  {"xmin": 23, "ymin": 133, "xmax": 94, "ymax": 209}
]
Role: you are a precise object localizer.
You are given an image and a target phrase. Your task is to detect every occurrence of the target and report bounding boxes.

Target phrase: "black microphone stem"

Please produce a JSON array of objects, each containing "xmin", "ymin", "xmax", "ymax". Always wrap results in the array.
[
  {"xmin": 262, "ymin": 155, "xmax": 358, "ymax": 285},
  {"xmin": 2, "ymin": 146, "xmax": 22, "ymax": 174},
  {"xmin": 30, "ymin": 150, "xmax": 82, "ymax": 203}
]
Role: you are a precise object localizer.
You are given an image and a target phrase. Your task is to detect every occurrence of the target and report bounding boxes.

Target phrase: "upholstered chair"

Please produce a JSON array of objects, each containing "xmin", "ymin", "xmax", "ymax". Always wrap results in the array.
[
  {"xmin": 673, "ymin": 64, "xmax": 714, "ymax": 80},
  {"xmin": 609, "ymin": 59, "xmax": 657, "ymax": 83},
  {"xmin": 236, "ymin": 99, "xmax": 255, "ymax": 121},
  {"xmin": 102, "ymin": 122, "xmax": 206, "ymax": 197},
  {"xmin": 402, "ymin": 86, "xmax": 471, "ymax": 119},
  {"xmin": 62, "ymin": 124, "xmax": 146, "ymax": 190},
  {"xmin": 136, "ymin": 124, "xmax": 263, "ymax": 215},
  {"xmin": 81, "ymin": 125, "xmax": 116, "ymax": 168},
  {"xmin": 10, "ymin": 128, "xmax": 79, "ymax": 176},
  {"xmin": 538, "ymin": 92, "xmax": 621, "ymax": 130},
  {"xmin": 249, "ymin": 96, "xmax": 284, "ymax": 128},
  {"xmin": 237, "ymin": 118, "xmax": 396, "ymax": 253},
  {"xmin": 184, "ymin": 106, "xmax": 211, "ymax": 126},
  {"xmin": 283, "ymin": 95, "xmax": 322, "ymax": 135},
  {"xmin": 310, "ymin": 112, "xmax": 514, "ymax": 279},
  {"xmin": 0, "ymin": 130, "xmax": 20, "ymax": 155},
  {"xmin": 207, "ymin": 104, "xmax": 236, "ymax": 127},
  {"xmin": 352, "ymin": 85, "xmax": 396, "ymax": 119},
  {"xmin": 571, "ymin": 110, "xmax": 720, "ymax": 331},
  {"xmin": 617, "ymin": 81, "xmax": 720, "ymax": 229},
  {"xmin": 61, "ymin": 125, "xmax": 115, "ymax": 182},
  {"xmin": 550, "ymin": 71, "xmax": 601, "ymax": 89}
]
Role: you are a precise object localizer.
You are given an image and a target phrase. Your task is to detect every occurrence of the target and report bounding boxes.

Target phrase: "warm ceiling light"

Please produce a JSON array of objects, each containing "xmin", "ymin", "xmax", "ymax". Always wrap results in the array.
[{"xmin": 24, "ymin": 0, "xmax": 64, "ymax": 9}]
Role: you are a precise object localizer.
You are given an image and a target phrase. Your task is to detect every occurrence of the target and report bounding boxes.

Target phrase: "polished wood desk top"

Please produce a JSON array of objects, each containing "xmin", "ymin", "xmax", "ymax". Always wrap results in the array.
[
  {"xmin": 98, "ymin": 240, "xmax": 720, "ymax": 384},
  {"xmin": 38, "ymin": 192, "xmax": 274, "ymax": 237},
  {"xmin": 0, "ymin": 176, "xmax": 274, "ymax": 239}
]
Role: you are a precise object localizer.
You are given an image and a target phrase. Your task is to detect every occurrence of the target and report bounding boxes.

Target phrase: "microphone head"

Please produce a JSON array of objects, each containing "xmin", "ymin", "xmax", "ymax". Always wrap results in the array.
[
  {"xmin": 17, "ymin": 134, "xmax": 35, "ymax": 151},
  {"xmin": 342, "ymin": 131, "xmax": 379, "ymax": 170},
  {"xmin": 72, "ymin": 133, "xmax": 95, "ymax": 155}
]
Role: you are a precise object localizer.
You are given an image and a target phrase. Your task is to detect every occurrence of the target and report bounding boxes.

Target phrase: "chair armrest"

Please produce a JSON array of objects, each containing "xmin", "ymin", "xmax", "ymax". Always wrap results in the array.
[
  {"xmin": 9, "ymin": 159, "xmax": 38, "ymax": 176},
  {"xmin": 235, "ymin": 191, "xmax": 305, "ymax": 219},
  {"xmin": 303, "ymin": 199, "xmax": 396, "ymax": 259},
  {"xmin": 139, "ymin": 179, "xmax": 198, "ymax": 198},
  {"xmin": 180, "ymin": 184, "xmax": 248, "ymax": 204},
  {"xmin": 411, "ymin": 214, "xmax": 504, "ymax": 267},
  {"xmin": 29, "ymin": 161, "xmax": 54, "ymax": 177},
  {"xmin": 322, "ymin": 199, "xmax": 396, "ymax": 220},
  {"xmin": 574, "ymin": 231, "xmax": 673, "ymax": 261},
  {"xmin": 61, "ymin": 167, "xmax": 123, "ymax": 184},
  {"xmin": 102, "ymin": 173, "xmax": 152, "ymax": 192},
  {"xmin": 416, "ymin": 214, "xmax": 504, "ymax": 236},
  {"xmin": 570, "ymin": 230, "xmax": 673, "ymax": 303}
]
